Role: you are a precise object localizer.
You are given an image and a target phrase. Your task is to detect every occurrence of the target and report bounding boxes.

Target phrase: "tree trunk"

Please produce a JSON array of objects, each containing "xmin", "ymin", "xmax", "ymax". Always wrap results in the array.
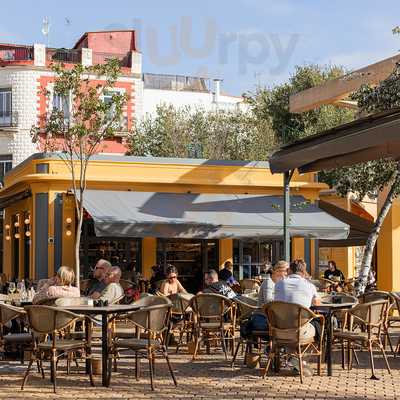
[
  {"xmin": 356, "ymin": 173, "xmax": 400, "ymax": 295},
  {"xmin": 74, "ymin": 190, "xmax": 84, "ymax": 291}
]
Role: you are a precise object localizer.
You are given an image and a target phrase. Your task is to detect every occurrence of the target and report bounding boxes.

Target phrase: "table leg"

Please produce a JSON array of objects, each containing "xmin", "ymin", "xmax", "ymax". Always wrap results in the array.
[
  {"xmin": 85, "ymin": 317, "xmax": 90, "ymax": 374},
  {"xmin": 326, "ymin": 311, "xmax": 333, "ymax": 376},
  {"xmin": 102, "ymin": 313, "xmax": 109, "ymax": 387}
]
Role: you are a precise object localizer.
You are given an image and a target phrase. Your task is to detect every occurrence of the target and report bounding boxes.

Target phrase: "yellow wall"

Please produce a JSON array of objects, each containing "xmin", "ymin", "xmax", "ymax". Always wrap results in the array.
[
  {"xmin": 377, "ymin": 199, "xmax": 400, "ymax": 291},
  {"xmin": 142, "ymin": 237, "xmax": 157, "ymax": 279},
  {"xmin": 219, "ymin": 239, "xmax": 233, "ymax": 270}
]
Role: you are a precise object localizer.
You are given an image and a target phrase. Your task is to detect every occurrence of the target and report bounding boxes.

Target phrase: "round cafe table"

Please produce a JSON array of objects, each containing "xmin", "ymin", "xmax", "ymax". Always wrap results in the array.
[{"xmin": 313, "ymin": 294, "xmax": 358, "ymax": 376}]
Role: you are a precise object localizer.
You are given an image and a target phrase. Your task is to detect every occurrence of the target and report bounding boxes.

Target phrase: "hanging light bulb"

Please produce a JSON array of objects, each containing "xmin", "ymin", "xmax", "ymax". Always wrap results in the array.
[
  {"xmin": 5, "ymin": 235, "xmax": 10, "ymax": 241},
  {"xmin": 65, "ymin": 217, "xmax": 72, "ymax": 224},
  {"xmin": 66, "ymin": 230, "xmax": 72, "ymax": 236},
  {"xmin": 14, "ymin": 221, "xmax": 19, "ymax": 228},
  {"xmin": 5, "ymin": 224, "xmax": 10, "ymax": 229},
  {"xmin": 24, "ymin": 218, "xmax": 30, "ymax": 225},
  {"xmin": 25, "ymin": 231, "xmax": 31, "ymax": 237},
  {"xmin": 14, "ymin": 233, "xmax": 20, "ymax": 239}
]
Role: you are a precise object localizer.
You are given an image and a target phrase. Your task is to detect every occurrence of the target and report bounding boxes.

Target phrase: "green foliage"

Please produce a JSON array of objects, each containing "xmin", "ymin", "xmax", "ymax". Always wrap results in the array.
[
  {"xmin": 127, "ymin": 105, "xmax": 276, "ymax": 161},
  {"xmin": 320, "ymin": 62, "xmax": 400, "ymax": 200},
  {"xmin": 244, "ymin": 65, "xmax": 354, "ymax": 144}
]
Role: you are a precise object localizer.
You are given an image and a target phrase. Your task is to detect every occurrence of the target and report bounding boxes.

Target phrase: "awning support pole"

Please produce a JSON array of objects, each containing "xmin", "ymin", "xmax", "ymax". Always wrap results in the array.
[{"xmin": 283, "ymin": 170, "xmax": 294, "ymax": 262}]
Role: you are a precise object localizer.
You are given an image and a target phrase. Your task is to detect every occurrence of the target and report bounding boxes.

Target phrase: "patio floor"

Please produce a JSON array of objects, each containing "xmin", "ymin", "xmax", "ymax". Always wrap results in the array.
[{"xmin": 0, "ymin": 343, "xmax": 399, "ymax": 400}]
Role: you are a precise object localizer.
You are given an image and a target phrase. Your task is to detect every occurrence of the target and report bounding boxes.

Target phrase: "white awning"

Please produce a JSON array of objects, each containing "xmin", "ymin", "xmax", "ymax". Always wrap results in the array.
[{"xmin": 83, "ymin": 190, "xmax": 349, "ymax": 240}]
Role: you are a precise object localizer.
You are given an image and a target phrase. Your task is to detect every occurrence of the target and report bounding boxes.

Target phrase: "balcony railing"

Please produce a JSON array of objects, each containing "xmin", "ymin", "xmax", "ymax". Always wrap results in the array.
[
  {"xmin": 92, "ymin": 51, "xmax": 131, "ymax": 68},
  {"xmin": 143, "ymin": 73, "xmax": 210, "ymax": 92},
  {"xmin": 46, "ymin": 48, "xmax": 82, "ymax": 64},
  {"xmin": 0, "ymin": 46, "xmax": 33, "ymax": 62},
  {"xmin": 0, "ymin": 111, "xmax": 18, "ymax": 127}
]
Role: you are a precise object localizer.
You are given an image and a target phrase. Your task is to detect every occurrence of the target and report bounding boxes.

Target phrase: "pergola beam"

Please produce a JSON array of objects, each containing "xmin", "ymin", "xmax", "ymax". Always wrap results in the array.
[{"xmin": 289, "ymin": 54, "xmax": 400, "ymax": 113}]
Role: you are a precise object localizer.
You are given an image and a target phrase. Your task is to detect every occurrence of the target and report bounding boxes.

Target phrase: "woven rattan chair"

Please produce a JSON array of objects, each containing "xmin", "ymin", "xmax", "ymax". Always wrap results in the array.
[
  {"xmin": 334, "ymin": 299, "xmax": 391, "ymax": 380},
  {"xmin": 109, "ymin": 303, "xmax": 177, "ymax": 391},
  {"xmin": 358, "ymin": 291, "xmax": 394, "ymax": 353},
  {"xmin": 231, "ymin": 296, "xmax": 266, "ymax": 368},
  {"xmin": 168, "ymin": 293, "xmax": 194, "ymax": 353},
  {"xmin": 240, "ymin": 279, "xmax": 260, "ymax": 293},
  {"xmin": 263, "ymin": 301, "xmax": 325, "ymax": 383},
  {"xmin": 0, "ymin": 303, "xmax": 32, "ymax": 363},
  {"xmin": 190, "ymin": 293, "xmax": 236, "ymax": 361},
  {"xmin": 21, "ymin": 305, "xmax": 94, "ymax": 393},
  {"xmin": 390, "ymin": 292, "xmax": 400, "ymax": 355}
]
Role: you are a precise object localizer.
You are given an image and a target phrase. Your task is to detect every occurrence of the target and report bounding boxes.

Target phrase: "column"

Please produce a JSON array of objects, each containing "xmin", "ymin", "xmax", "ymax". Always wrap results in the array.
[
  {"xmin": 218, "ymin": 239, "xmax": 233, "ymax": 270},
  {"xmin": 142, "ymin": 237, "xmax": 157, "ymax": 279}
]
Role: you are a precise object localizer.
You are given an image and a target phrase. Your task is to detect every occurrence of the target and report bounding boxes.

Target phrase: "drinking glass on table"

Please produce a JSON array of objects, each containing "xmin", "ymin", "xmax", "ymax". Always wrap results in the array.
[{"xmin": 8, "ymin": 282, "xmax": 16, "ymax": 295}]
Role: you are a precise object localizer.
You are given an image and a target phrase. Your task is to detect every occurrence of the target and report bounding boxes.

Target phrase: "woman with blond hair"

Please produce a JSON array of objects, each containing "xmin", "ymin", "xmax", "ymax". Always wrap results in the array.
[{"xmin": 33, "ymin": 266, "xmax": 80, "ymax": 305}]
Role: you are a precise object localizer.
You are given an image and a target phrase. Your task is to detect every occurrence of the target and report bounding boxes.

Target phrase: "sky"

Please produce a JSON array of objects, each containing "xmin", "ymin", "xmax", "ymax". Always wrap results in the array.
[{"xmin": 2, "ymin": 0, "xmax": 400, "ymax": 96}]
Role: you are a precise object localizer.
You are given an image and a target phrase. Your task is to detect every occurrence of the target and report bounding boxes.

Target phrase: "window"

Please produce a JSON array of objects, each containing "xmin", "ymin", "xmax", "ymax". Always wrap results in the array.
[
  {"xmin": 0, "ymin": 88, "xmax": 12, "ymax": 126},
  {"xmin": 52, "ymin": 92, "xmax": 71, "ymax": 122},
  {"xmin": 0, "ymin": 155, "xmax": 12, "ymax": 186},
  {"xmin": 102, "ymin": 90, "xmax": 125, "ymax": 129}
]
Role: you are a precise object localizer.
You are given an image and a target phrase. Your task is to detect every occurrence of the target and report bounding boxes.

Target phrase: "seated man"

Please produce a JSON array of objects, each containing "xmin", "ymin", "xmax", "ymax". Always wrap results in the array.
[
  {"xmin": 92, "ymin": 266, "xmax": 124, "ymax": 304},
  {"xmin": 203, "ymin": 269, "xmax": 237, "ymax": 300},
  {"xmin": 85, "ymin": 259, "xmax": 111, "ymax": 296},
  {"xmin": 218, "ymin": 261, "xmax": 238, "ymax": 286},
  {"xmin": 274, "ymin": 260, "xmax": 321, "ymax": 376},
  {"xmin": 274, "ymin": 260, "xmax": 321, "ymax": 341}
]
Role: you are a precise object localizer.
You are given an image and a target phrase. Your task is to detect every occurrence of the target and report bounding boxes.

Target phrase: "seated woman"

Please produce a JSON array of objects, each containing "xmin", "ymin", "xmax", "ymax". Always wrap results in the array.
[
  {"xmin": 257, "ymin": 260, "xmax": 289, "ymax": 307},
  {"xmin": 160, "ymin": 265, "xmax": 187, "ymax": 296},
  {"xmin": 33, "ymin": 266, "xmax": 80, "ymax": 305}
]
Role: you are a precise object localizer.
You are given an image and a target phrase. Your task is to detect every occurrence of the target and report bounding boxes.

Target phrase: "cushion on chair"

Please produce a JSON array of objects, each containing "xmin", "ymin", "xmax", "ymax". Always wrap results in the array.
[
  {"xmin": 3, "ymin": 333, "xmax": 32, "ymax": 343},
  {"xmin": 334, "ymin": 331, "xmax": 369, "ymax": 342},
  {"xmin": 38, "ymin": 339, "xmax": 87, "ymax": 351},
  {"xmin": 114, "ymin": 337, "xmax": 159, "ymax": 349},
  {"xmin": 199, "ymin": 322, "xmax": 233, "ymax": 330}
]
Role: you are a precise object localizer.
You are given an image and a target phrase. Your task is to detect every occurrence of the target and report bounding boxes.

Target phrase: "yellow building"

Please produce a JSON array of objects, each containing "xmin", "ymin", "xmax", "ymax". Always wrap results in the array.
[{"xmin": 0, "ymin": 153, "xmax": 356, "ymax": 292}]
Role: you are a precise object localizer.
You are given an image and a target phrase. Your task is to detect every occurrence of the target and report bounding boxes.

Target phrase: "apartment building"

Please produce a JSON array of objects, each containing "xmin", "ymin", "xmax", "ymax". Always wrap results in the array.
[{"xmin": 0, "ymin": 30, "xmax": 244, "ymax": 173}]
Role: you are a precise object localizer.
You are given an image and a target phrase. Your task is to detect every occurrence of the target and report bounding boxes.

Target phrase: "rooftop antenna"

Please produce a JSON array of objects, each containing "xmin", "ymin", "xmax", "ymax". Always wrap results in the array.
[{"xmin": 41, "ymin": 16, "xmax": 50, "ymax": 47}]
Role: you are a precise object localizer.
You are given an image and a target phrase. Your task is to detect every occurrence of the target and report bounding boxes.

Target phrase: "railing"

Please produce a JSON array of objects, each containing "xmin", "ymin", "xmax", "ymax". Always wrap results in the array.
[
  {"xmin": 143, "ymin": 73, "xmax": 210, "ymax": 92},
  {"xmin": 92, "ymin": 51, "xmax": 131, "ymax": 68},
  {"xmin": 0, "ymin": 111, "xmax": 18, "ymax": 127},
  {"xmin": 0, "ymin": 46, "xmax": 33, "ymax": 62},
  {"xmin": 46, "ymin": 48, "xmax": 81, "ymax": 64}
]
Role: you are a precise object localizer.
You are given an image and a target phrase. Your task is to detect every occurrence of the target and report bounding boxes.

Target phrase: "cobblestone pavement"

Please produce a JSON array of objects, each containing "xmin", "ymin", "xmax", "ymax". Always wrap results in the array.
[{"xmin": 0, "ymin": 345, "xmax": 399, "ymax": 400}]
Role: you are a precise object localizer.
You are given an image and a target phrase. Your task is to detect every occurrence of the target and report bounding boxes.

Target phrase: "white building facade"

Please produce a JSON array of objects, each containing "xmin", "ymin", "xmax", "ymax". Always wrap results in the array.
[{"xmin": 0, "ymin": 30, "xmax": 244, "ymax": 174}]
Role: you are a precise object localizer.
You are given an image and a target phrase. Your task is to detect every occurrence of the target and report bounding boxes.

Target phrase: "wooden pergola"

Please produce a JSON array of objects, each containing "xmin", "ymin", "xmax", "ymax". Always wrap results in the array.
[{"xmin": 289, "ymin": 54, "xmax": 400, "ymax": 113}]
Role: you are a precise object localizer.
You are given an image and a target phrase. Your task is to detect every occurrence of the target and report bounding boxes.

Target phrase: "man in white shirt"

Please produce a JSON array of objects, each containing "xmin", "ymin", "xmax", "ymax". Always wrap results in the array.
[
  {"xmin": 274, "ymin": 260, "xmax": 320, "ymax": 308},
  {"xmin": 274, "ymin": 260, "xmax": 321, "ymax": 376}
]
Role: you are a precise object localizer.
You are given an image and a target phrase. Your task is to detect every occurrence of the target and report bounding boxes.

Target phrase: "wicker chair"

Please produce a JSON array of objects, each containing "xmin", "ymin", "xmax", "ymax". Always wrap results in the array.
[
  {"xmin": 334, "ymin": 300, "xmax": 391, "ymax": 380},
  {"xmin": 240, "ymin": 279, "xmax": 260, "ymax": 293},
  {"xmin": 263, "ymin": 301, "xmax": 325, "ymax": 383},
  {"xmin": 190, "ymin": 293, "xmax": 236, "ymax": 361},
  {"xmin": 358, "ymin": 291, "xmax": 394, "ymax": 353},
  {"xmin": 0, "ymin": 303, "xmax": 32, "ymax": 363},
  {"xmin": 168, "ymin": 293, "xmax": 194, "ymax": 353},
  {"xmin": 21, "ymin": 305, "xmax": 94, "ymax": 393},
  {"xmin": 109, "ymin": 303, "xmax": 177, "ymax": 391},
  {"xmin": 231, "ymin": 296, "xmax": 266, "ymax": 368},
  {"xmin": 390, "ymin": 292, "xmax": 400, "ymax": 355}
]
